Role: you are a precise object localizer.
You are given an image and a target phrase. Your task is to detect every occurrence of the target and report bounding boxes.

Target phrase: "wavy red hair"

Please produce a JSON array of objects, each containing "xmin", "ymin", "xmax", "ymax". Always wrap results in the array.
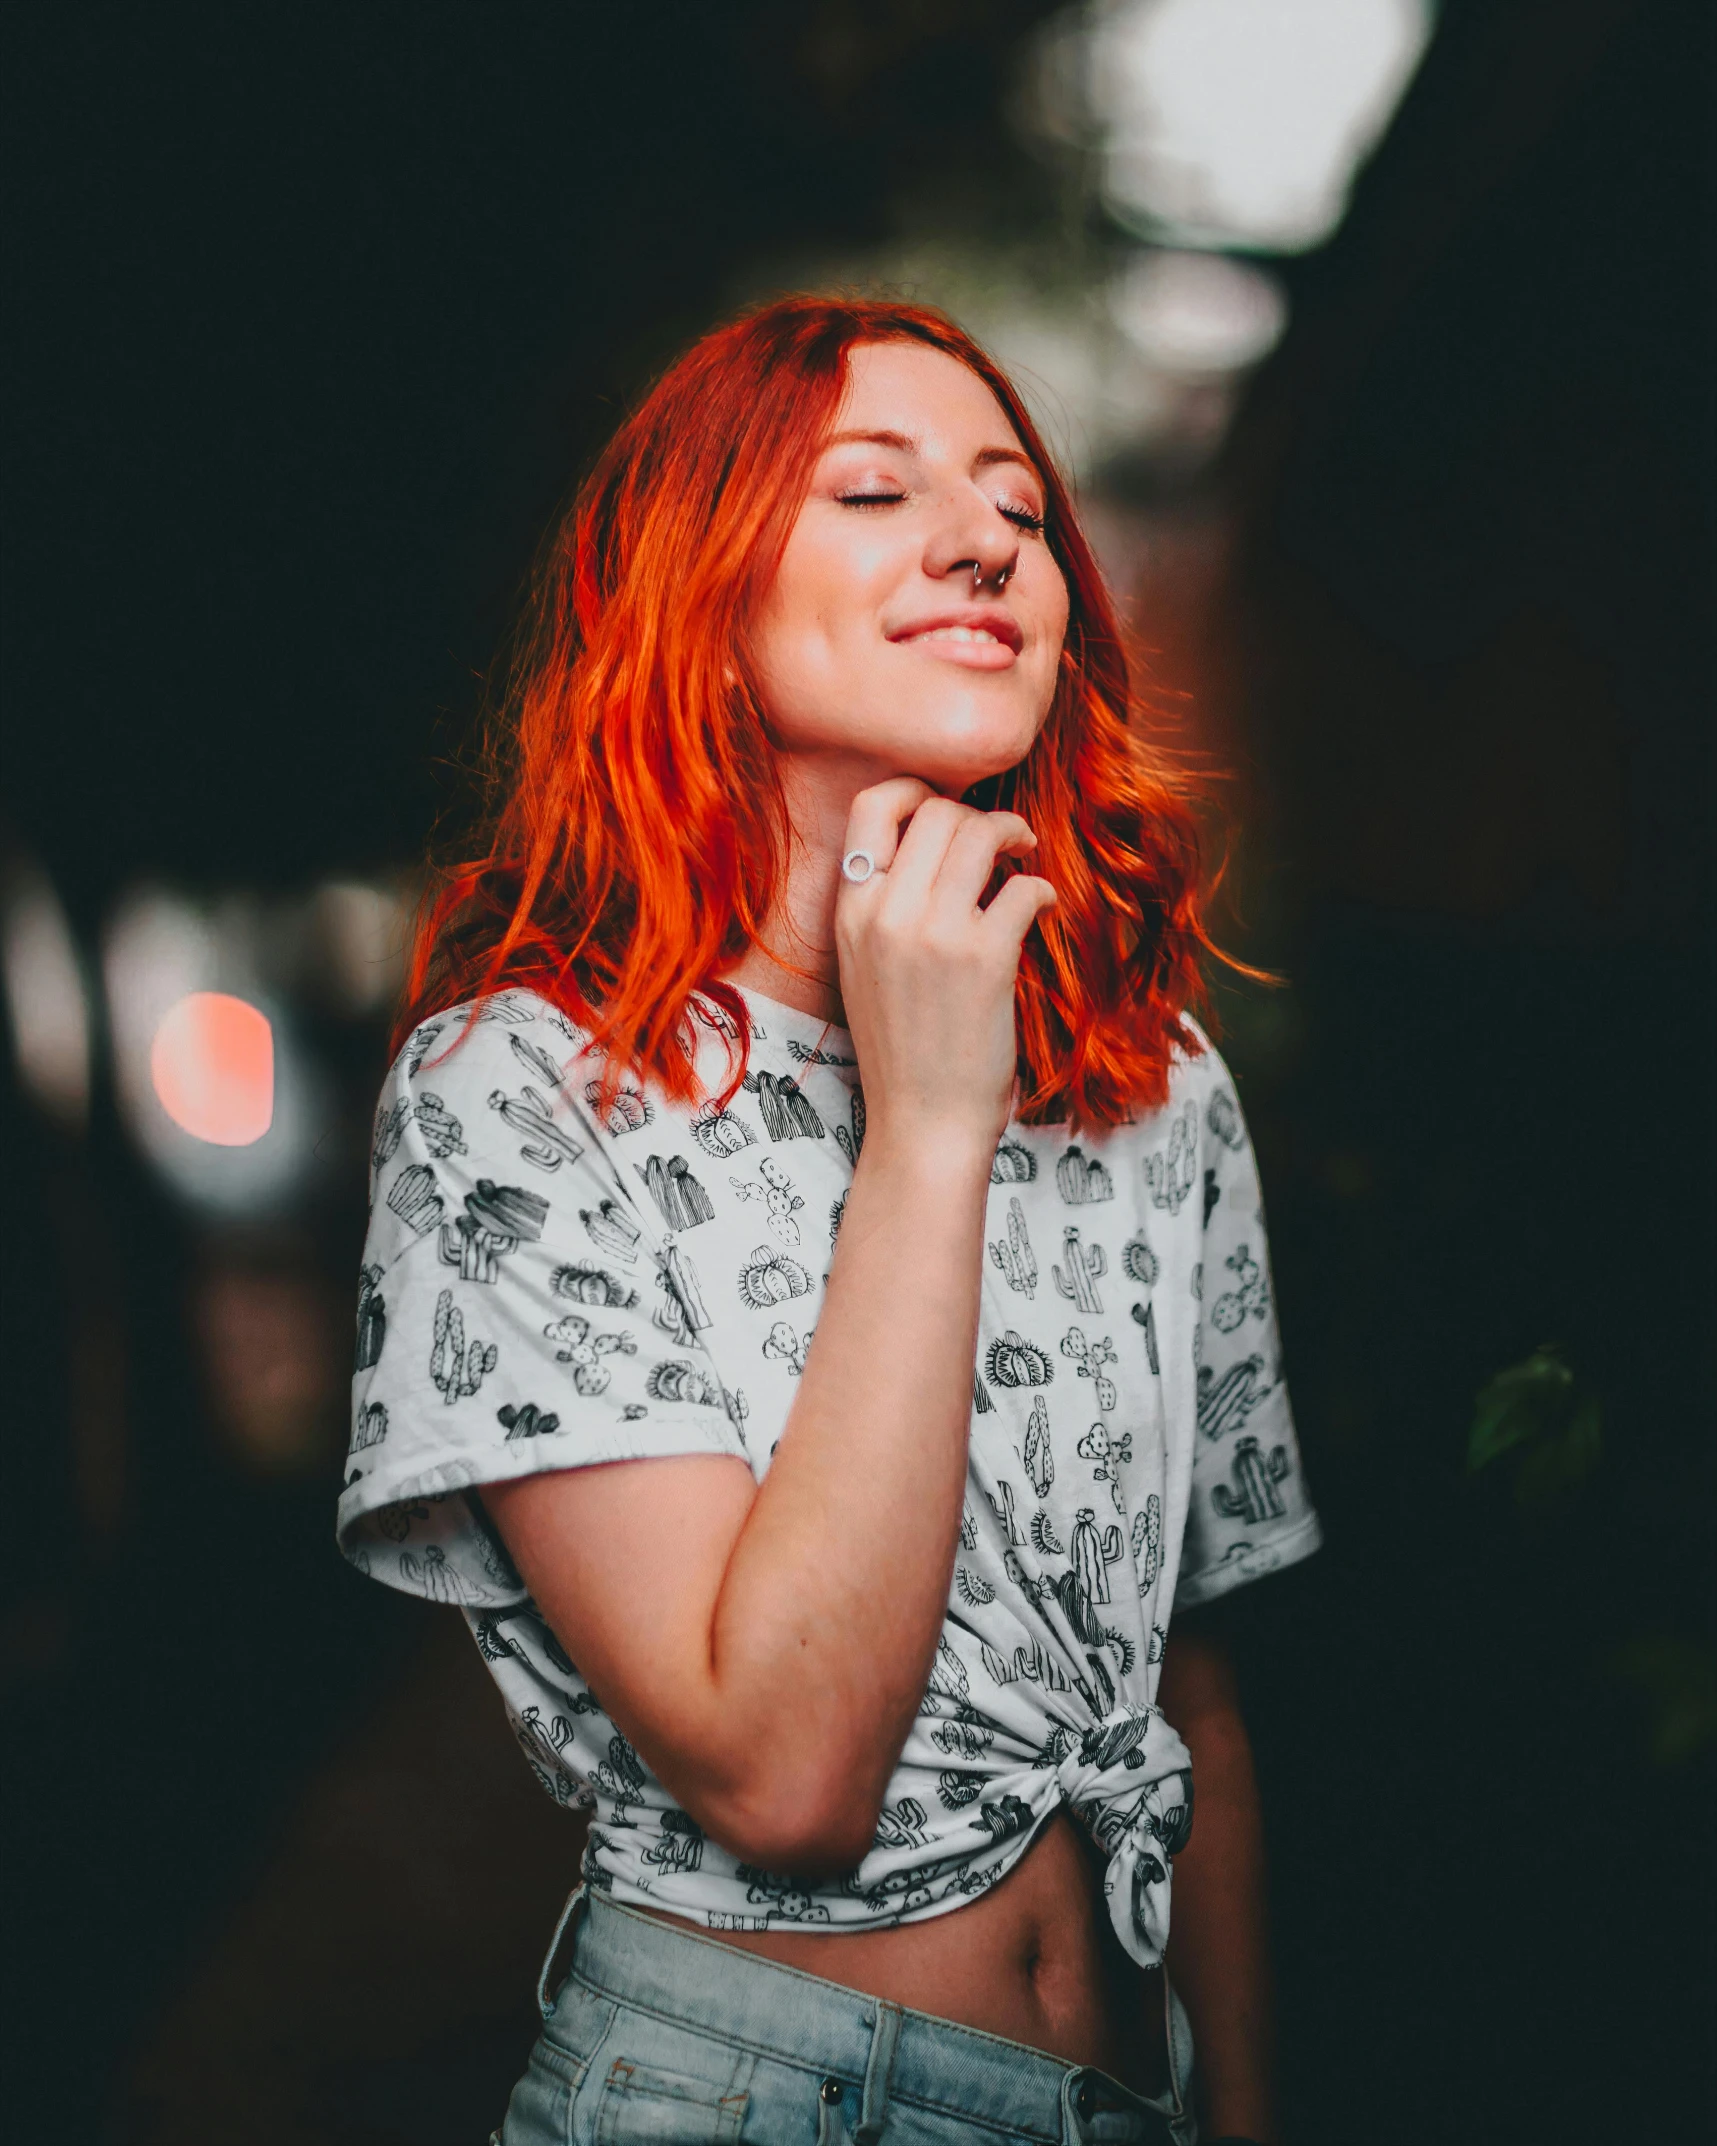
[{"xmin": 399, "ymin": 295, "xmax": 1221, "ymax": 1129}]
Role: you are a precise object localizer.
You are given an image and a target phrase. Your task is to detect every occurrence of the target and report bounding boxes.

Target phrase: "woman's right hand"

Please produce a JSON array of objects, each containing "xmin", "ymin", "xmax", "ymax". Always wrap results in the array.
[{"xmin": 834, "ymin": 776, "xmax": 1058, "ymax": 1157}]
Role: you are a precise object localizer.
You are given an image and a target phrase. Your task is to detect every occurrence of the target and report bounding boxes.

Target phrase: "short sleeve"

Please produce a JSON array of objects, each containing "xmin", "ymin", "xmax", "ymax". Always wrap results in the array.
[
  {"xmin": 337, "ymin": 994, "xmax": 749, "ymax": 1607},
  {"xmin": 1175, "ymin": 1057, "xmax": 1322, "ymax": 1610}
]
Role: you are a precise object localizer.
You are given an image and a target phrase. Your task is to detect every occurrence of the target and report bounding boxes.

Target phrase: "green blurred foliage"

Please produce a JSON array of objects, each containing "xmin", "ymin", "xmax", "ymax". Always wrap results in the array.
[
  {"xmin": 1469, "ymin": 1347, "xmax": 1715, "ymax": 1769},
  {"xmin": 1466, "ymin": 1343, "xmax": 1602, "ymax": 1510},
  {"xmin": 1601, "ymin": 1636, "xmax": 1717, "ymax": 1769}
]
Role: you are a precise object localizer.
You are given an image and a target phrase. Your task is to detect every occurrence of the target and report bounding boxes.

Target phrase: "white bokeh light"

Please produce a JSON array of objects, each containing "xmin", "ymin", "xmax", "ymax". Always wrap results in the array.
[
  {"xmin": 1090, "ymin": 0, "xmax": 1435, "ymax": 253},
  {"xmin": 0, "ymin": 855, "xmax": 91, "ymax": 1131},
  {"xmin": 1110, "ymin": 248, "xmax": 1288, "ymax": 372}
]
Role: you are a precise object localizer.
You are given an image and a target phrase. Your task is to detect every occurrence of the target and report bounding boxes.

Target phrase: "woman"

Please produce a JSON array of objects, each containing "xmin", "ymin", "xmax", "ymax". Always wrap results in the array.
[{"xmin": 338, "ymin": 298, "xmax": 1320, "ymax": 2145}]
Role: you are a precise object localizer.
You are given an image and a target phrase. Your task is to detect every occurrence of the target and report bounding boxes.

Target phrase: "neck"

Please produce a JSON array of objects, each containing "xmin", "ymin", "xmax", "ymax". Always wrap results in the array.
[{"xmin": 718, "ymin": 753, "xmax": 886, "ymax": 1028}]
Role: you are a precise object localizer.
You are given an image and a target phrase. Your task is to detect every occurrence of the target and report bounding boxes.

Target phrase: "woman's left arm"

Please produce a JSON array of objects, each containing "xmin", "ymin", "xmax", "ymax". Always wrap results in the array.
[{"xmin": 1158, "ymin": 1615, "xmax": 1279, "ymax": 2146}]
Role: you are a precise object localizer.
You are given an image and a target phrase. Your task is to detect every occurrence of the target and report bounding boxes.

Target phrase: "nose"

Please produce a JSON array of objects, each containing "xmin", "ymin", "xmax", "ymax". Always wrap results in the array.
[{"xmin": 922, "ymin": 487, "xmax": 1020, "ymax": 596}]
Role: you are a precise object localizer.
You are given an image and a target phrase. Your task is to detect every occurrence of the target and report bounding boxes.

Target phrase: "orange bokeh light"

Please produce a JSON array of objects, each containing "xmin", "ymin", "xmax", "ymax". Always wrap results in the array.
[{"xmin": 150, "ymin": 992, "xmax": 274, "ymax": 1146}]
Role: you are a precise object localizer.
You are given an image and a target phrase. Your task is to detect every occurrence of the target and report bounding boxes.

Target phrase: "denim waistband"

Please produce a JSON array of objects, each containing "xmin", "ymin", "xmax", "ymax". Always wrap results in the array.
[{"xmin": 555, "ymin": 1884, "xmax": 1183, "ymax": 2144}]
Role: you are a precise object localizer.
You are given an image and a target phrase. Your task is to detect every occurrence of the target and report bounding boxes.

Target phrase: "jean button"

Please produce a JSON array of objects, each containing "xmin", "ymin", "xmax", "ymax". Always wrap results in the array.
[
  {"xmin": 819, "ymin": 2076, "xmax": 844, "ymax": 2104},
  {"xmin": 1074, "ymin": 2075, "xmax": 1096, "ymax": 2118}
]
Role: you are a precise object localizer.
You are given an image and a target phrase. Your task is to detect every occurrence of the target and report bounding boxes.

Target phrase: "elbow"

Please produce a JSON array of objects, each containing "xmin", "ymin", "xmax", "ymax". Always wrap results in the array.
[{"xmin": 700, "ymin": 1765, "xmax": 881, "ymax": 1879}]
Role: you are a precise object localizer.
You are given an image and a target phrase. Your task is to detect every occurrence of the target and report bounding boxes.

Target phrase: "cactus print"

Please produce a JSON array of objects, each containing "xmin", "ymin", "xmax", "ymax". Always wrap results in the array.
[
  {"xmin": 741, "ymin": 1068, "xmax": 825, "ymax": 1141},
  {"xmin": 549, "ymin": 1262, "xmax": 639, "ymax": 1310},
  {"xmin": 985, "ymin": 1329, "xmax": 1053, "ymax": 1388},
  {"xmin": 373, "ymin": 1095, "xmax": 411, "ymax": 1178},
  {"xmin": 1077, "ymin": 1421, "xmax": 1134, "ymax": 1509},
  {"xmin": 353, "ymin": 1399, "xmax": 388, "ymax": 1449},
  {"xmin": 355, "ymin": 1265, "xmax": 387, "ymax": 1370},
  {"xmin": 1061, "ymin": 1326, "xmax": 1119, "ymax": 1413},
  {"xmin": 387, "ymin": 1162, "xmax": 444, "ymax": 1236},
  {"xmin": 1056, "ymin": 1145, "xmax": 1114, "ymax": 1205},
  {"xmin": 637, "ymin": 1154, "xmax": 714, "ymax": 1231},
  {"xmin": 428, "ymin": 1288, "xmax": 498, "ymax": 1404},
  {"xmin": 1212, "ymin": 1243, "xmax": 1270, "ymax": 1332},
  {"xmin": 1052, "ymin": 1227, "xmax": 1108, "ymax": 1314},
  {"xmin": 582, "ymin": 1077, "xmax": 654, "ymax": 1135},
  {"xmin": 542, "ymin": 1312, "xmax": 636, "ymax": 1395},
  {"xmin": 1019, "ymin": 1393, "xmax": 1054, "ymax": 1497},
  {"xmin": 1206, "ymin": 1088, "xmax": 1243, "ymax": 1150},
  {"xmin": 1131, "ymin": 1299, "xmax": 1161, "ymax": 1376},
  {"xmin": 488, "ymin": 1082, "xmax": 585, "ymax": 1171},
  {"xmin": 728, "ymin": 1154, "xmax": 804, "ymax": 1246},
  {"xmin": 1145, "ymin": 1102, "xmax": 1199, "ymax": 1216},
  {"xmin": 438, "ymin": 1179, "xmax": 549, "ymax": 1285},
  {"xmin": 1196, "ymin": 1355, "xmax": 1272, "ymax": 1442},
  {"xmin": 497, "ymin": 1401, "xmax": 561, "ymax": 1440},
  {"xmin": 690, "ymin": 1102, "xmax": 756, "ymax": 1158},
  {"xmin": 1211, "ymin": 1434, "xmax": 1291, "ymax": 1523},
  {"xmin": 833, "ymin": 1087, "xmax": 865, "ymax": 1167},
  {"xmin": 988, "ymin": 1197, "xmax": 1039, "ymax": 1298},
  {"xmin": 339, "ymin": 983, "xmax": 1318, "ymax": 1968},
  {"xmin": 990, "ymin": 1138, "xmax": 1036, "ymax": 1184},
  {"xmin": 413, "ymin": 1092, "xmax": 468, "ymax": 1160},
  {"xmin": 736, "ymin": 1245, "xmax": 812, "ymax": 1308}
]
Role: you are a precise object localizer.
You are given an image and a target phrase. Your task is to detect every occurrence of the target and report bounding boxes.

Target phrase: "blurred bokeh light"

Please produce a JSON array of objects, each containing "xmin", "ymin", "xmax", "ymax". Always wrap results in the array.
[
  {"xmin": 0, "ymin": 852, "xmax": 90, "ymax": 1131},
  {"xmin": 151, "ymin": 991, "xmax": 274, "ymax": 1146}
]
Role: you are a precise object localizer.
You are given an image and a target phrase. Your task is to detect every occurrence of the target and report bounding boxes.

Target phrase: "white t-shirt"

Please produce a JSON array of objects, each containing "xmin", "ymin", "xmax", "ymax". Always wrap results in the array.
[{"xmin": 337, "ymin": 985, "xmax": 1320, "ymax": 1968}]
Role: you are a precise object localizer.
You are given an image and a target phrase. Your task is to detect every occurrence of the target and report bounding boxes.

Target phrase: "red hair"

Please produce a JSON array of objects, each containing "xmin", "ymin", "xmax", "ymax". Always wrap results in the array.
[{"xmin": 400, "ymin": 295, "xmax": 1221, "ymax": 1129}]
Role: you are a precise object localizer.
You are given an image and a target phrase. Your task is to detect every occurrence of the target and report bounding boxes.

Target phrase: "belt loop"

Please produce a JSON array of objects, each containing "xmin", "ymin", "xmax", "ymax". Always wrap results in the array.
[
  {"xmin": 535, "ymin": 1882, "xmax": 586, "ymax": 2021},
  {"xmin": 853, "ymin": 2000, "xmax": 901, "ymax": 2145}
]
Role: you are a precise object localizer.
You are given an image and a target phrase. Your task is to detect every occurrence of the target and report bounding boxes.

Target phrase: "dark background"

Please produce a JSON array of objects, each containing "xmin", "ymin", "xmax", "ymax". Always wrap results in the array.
[{"xmin": 3, "ymin": 4, "xmax": 1712, "ymax": 2141}]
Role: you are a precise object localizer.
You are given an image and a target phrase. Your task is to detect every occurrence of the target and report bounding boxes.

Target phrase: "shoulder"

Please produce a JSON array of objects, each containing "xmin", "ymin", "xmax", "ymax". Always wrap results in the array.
[
  {"xmin": 387, "ymin": 988, "xmax": 589, "ymax": 1099},
  {"xmin": 380, "ymin": 988, "xmax": 718, "ymax": 1139},
  {"xmin": 1077, "ymin": 1018, "xmax": 1239, "ymax": 1159}
]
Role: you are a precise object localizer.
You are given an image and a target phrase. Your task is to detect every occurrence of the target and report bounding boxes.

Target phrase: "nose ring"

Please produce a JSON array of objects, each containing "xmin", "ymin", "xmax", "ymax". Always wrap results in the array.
[
  {"xmin": 841, "ymin": 848, "xmax": 879, "ymax": 885},
  {"xmin": 972, "ymin": 561, "xmax": 1013, "ymax": 594}
]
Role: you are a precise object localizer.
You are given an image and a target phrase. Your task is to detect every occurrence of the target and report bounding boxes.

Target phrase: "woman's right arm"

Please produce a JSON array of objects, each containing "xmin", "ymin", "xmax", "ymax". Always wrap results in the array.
[{"xmin": 484, "ymin": 779, "xmax": 1056, "ymax": 1874}]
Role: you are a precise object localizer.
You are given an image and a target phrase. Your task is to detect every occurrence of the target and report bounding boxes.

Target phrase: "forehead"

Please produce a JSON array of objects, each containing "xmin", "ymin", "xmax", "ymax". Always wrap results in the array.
[{"xmin": 833, "ymin": 340, "xmax": 1027, "ymax": 458}]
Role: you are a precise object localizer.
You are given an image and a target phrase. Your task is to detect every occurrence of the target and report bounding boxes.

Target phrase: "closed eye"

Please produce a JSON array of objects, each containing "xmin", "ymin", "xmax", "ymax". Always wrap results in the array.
[
  {"xmin": 836, "ymin": 489, "xmax": 907, "ymax": 509},
  {"xmin": 999, "ymin": 503, "xmax": 1045, "ymax": 533}
]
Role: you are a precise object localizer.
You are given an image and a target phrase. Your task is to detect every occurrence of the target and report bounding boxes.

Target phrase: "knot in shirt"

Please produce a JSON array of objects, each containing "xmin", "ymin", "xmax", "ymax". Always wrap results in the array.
[{"xmin": 1052, "ymin": 1704, "xmax": 1194, "ymax": 1967}]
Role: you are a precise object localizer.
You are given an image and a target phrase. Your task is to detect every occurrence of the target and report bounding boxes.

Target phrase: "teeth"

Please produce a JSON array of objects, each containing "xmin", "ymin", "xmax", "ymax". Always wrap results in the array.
[{"xmin": 912, "ymin": 625, "xmax": 1000, "ymax": 644}]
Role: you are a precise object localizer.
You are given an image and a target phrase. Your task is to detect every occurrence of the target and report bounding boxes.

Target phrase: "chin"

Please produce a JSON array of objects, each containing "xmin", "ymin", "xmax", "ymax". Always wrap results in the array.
[
  {"xmin": 878, "ymin": 712, "xmax": 1045, "ymax": 795},
  {"xmin": 917, "ymin": 741, "xmax": 1042, "ymax": 799}
]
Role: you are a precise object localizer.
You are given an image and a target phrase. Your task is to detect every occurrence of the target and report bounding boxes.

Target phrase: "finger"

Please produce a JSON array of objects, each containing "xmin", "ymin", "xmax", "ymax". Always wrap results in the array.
[
  {"xmin": 977, "ymin": 872, "xmax": 1058, "ymax": 954},
  {"xmin": 876, "ymin": 795, "xmax": 975, "ymax": 909},
  {"xmin": 930, "ymin": 811, "xmax": 1039, "ymax": 914},
  {"xmin": 839, "ymin": 777, "xmax": 938, "ymax": 884}
]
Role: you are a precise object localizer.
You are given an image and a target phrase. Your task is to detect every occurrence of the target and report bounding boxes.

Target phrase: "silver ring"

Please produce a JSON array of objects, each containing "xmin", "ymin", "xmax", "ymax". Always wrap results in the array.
[{"xmin": 840, "ymin": 848, "xmax": 879, "ymax": 885}]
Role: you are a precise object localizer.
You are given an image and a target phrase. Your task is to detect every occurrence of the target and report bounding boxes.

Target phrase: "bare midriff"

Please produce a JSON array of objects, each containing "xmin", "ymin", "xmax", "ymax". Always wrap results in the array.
[{"xmin": 631, "ymin": 1808, "xmax": 1168, "ymax": 2096}]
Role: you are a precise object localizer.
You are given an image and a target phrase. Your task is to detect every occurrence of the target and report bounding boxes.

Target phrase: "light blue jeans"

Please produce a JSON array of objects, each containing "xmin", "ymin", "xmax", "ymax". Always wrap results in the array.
[{"xmin": 494, "ymin": 1885, "xmax": 1199, "ymax": 2145}]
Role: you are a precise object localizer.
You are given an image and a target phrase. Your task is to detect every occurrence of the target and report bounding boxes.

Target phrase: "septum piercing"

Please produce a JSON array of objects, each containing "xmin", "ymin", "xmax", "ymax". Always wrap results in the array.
[
  {"xmin": 972, "ymin": 561, "xmax": 1013, "ymax": 595},
  {"xmin": 841, "ymin": 848, "xmax": 879, "ymax": 885}
]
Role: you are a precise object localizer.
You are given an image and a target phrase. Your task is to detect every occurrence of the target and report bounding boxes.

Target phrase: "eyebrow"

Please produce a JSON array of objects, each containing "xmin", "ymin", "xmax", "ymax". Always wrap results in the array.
[{"xmin": 822, "ymin": 428, "xmax": 1042, "ymax": 480}]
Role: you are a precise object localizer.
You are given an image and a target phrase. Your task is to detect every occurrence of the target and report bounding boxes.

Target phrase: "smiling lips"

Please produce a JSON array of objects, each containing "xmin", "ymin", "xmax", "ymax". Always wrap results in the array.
[{"xmin": 888, "ymin": 605, "xmax": 1024, "ymax": 664}]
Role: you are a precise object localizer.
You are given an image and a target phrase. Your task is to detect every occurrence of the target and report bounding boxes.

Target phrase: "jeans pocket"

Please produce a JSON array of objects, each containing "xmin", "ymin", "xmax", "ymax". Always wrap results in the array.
[{"xmin": 590, "ymin": 2054, "xmax": 750, "ymax": 2145}]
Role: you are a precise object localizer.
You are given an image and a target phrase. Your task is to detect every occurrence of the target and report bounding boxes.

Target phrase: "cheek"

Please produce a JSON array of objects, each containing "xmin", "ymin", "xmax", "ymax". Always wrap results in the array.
[
  {"xmin": 768, "ymin": 518, "xmax": 904, "ymax": 651},
  {"xmin": 1031, "ymin": 576, "xmax": 1071, "ymax": 691}
]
